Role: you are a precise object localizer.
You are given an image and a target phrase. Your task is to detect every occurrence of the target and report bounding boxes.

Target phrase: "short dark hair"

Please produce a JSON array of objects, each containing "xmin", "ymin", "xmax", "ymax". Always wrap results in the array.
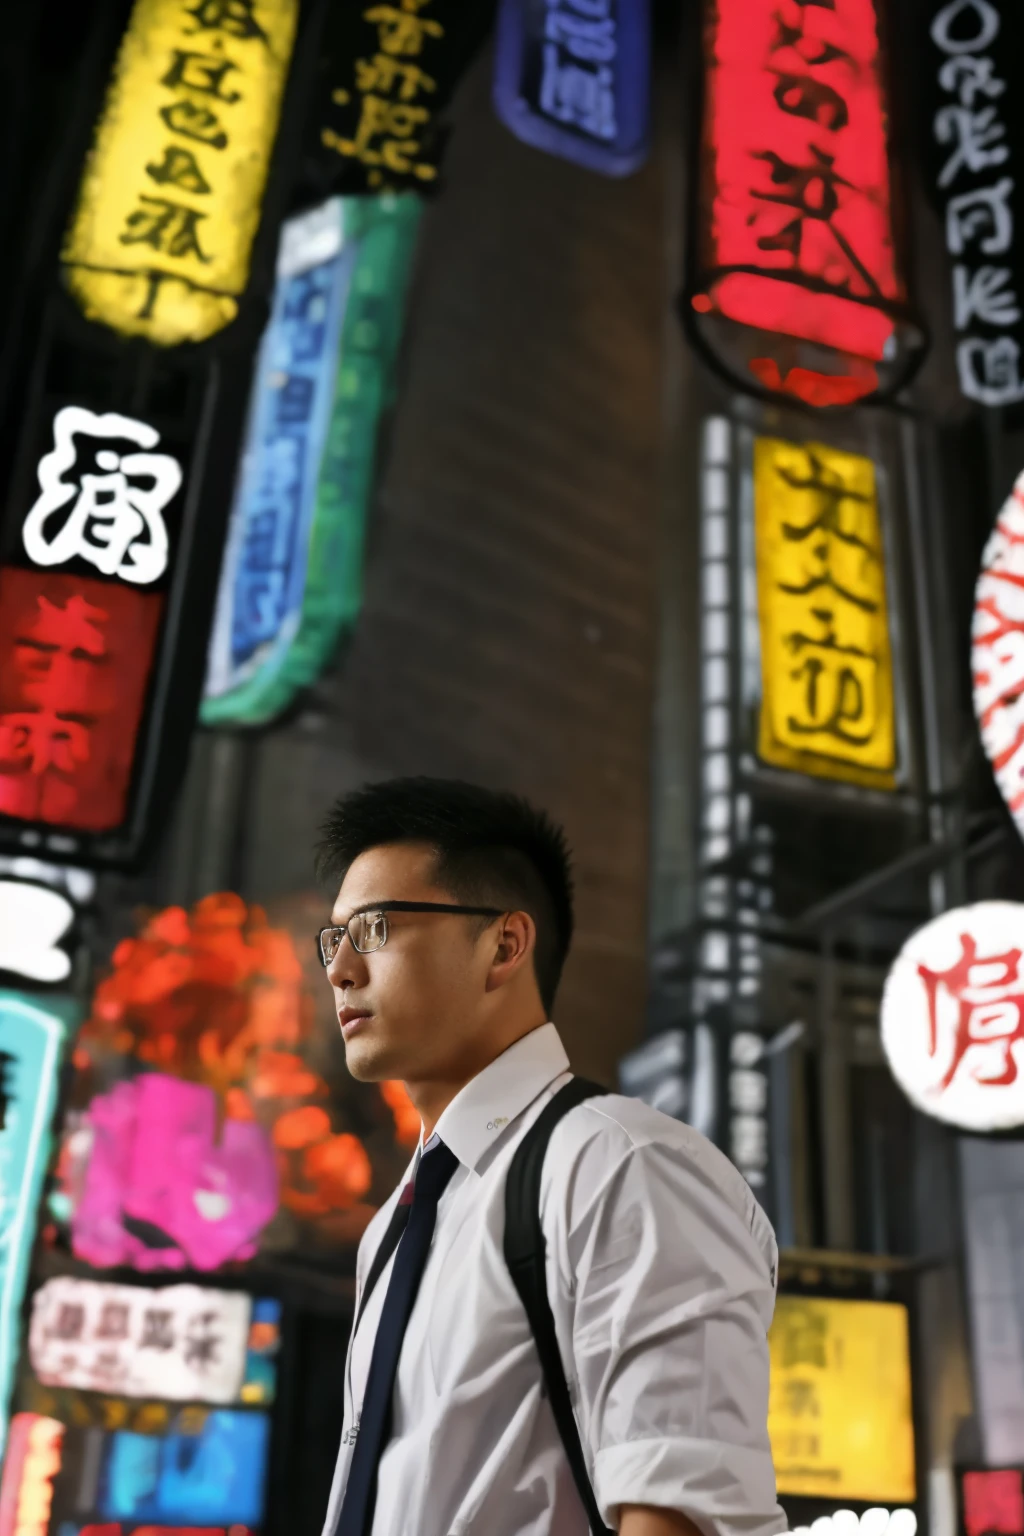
[{"xmin": 315, "ymin": 777, "xmax": 574, "ymax": 1012}]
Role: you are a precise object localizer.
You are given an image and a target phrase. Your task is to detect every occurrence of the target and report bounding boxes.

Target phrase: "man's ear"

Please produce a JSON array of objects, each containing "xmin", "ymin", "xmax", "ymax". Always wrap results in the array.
[{"xmin": 485, "ymin": 910, "xmax": 535, "ymax": 992}]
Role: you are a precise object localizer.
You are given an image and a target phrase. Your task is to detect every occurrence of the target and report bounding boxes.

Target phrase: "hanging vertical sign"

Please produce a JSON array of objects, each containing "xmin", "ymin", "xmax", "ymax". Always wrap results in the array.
[
  {"xmin": 492, "ymin": 0, "xmax": 651, "ymax": 176},
  {"xmin": 61, "ymin": 0, "xmax": 299, "ymax": 346},
  {"xmin": 202, "ymin": 193, "xmax": 421, "ymax": 725},
  {"xmin": 0, "ymin": 395, "xmax": 194, "ymax": 854},
  {"xmin": 973, "ymin": 469, "xmax": 1024, "ymax": 831},
  {"xmin": 0, "ymin": 992, "xmax": 77, "ymax": 1463},
  {"xmin": 754, "ymin": 438, "xmax": 898, "ymax": 787},
  {"xmin": 312, "ymin": 0, "xmax": 495, "ymax": 195},
  {"xmin": 688, "ymin": 0, "xmax": 922, "ymax": 407},
  {"xmin": 927, "ymin": 0, "xmax": 1024, "ymax": 407}
]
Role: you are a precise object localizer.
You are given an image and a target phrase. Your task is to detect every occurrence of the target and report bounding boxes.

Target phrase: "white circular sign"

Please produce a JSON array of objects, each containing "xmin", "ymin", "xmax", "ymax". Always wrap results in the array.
[
  {"xmin": 881, "ymin": 901, "xmax": 1024, "ymax": 1131},
  {"xmin": 973, "ymin": 473, "xmax": 1024, "ymax": 838}
]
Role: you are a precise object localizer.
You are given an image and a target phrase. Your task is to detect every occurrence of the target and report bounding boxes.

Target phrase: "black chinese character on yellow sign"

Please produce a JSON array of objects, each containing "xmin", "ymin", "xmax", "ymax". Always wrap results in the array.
[
  {"xmin": 754, "ymin": 437, "xmax": 897, "ymax": 789},
  {"xmin": 767, "ymin": 1297, "xmax": 915, "ymax": 1502},
  {"xmin": 61, "ymin": 0, "xmax": 298, "ymax": 345}
]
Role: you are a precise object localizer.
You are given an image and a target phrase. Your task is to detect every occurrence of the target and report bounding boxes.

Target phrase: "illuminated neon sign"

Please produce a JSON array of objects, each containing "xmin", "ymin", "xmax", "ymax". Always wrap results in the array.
[
  {"xmin": 314, "ymin": 0, "xmax": 494, "ymax": 192},
  {"xmin": 881, "ymin": 901, "xmax": 1024, "ymax": 1131},
  {"xmin": 0, "ymin": 994, "xmax": 76, "ymax": 1462},
  {"xmin": 768, "ymin": 1296, "xmax": 916, "ymax": 1502},
  {"xmin": 62, "ymin": 0, "xmax": 299, "ymax": 346},
  {"xmin": 754, "ymin": 437, "xmax": 897, "ymax": 787},
  {"xmin": 202, "ymin": 194, "xmax": 421, "ymax": 725},
  {"xmin": 492, "ymin": 0, "xmax": 651, "ymax": 176},
  {"xmin": 689, "ymin": 0, "xmax": 922, "ymax": 406}
]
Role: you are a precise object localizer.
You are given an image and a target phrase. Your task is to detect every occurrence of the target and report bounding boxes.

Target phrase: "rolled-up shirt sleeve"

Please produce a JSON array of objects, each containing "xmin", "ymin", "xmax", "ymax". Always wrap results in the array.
[{"xmin": 549, "ymin": 1110, "xmax": 786, "ymax": 1536}]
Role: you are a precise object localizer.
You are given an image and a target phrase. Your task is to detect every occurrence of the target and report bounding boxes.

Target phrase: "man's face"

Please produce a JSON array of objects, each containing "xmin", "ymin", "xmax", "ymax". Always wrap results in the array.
[{"xmin": 325, "ymin": 841, "xmax": 501, "ymax": 1084}]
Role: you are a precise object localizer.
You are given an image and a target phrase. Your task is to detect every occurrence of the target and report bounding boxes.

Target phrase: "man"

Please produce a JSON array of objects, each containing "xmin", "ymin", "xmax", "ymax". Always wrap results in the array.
[{"xmin": 317, "ymin": 776, "xmax": 784, "ymax": 1536}]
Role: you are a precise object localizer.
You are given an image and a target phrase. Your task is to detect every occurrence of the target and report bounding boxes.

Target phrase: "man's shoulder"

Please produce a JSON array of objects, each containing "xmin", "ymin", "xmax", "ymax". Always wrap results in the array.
[{"xmin": 545, "ymin": 1088, "xmax": 776, "ymax": 1265}]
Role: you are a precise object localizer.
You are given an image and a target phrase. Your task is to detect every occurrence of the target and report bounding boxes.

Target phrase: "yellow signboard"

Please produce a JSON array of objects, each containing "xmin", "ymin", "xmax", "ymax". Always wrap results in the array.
[
  {"xmin": 754, "ymin": 438, "xmax": 897, "ymax": 788},
  {"xmin": 768, "ymin": 1296, "xmax": 916, "ymax": 1503},
  {"xmin": 62, "ymin": 0, "xmax": 298, "ymax": 347}
]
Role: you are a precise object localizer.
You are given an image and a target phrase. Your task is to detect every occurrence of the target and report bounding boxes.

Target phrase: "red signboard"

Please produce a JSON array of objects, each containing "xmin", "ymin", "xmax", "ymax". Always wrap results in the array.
[
  {"xmin": 690, "ymin": 0, "xmax": 921, "ymax": 405},
  {"xmin": 962, "ymin": 1470, "xmax": 1024, "ymax": 1536},
  {"xmin": 0, "ymin": 569, "xmax": 162, "ymax": 832}
]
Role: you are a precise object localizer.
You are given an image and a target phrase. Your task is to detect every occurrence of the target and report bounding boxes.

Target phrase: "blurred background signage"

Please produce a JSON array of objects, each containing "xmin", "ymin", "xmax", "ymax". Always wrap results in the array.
[
  {"xmin": 688, "ymin": 0, "xmax": 922, "ymax": 406},
  {"xmin": 202, "ymin": 194, "xmax": 421, "ymax": 726},
  {"xmin": 926, "ymin": 0, "xmax": 1024, "ymax": 407},
  {"xmin": 312, "ymin": 0, "xmax": 495, "ymax": 195},
  {"xmin": 62, "ymin": 0, "xmax": 299, "ymax": 346},
  {"xmin": 768, "ymin": 1297, "xmax": 916, "ymax": 1505},
  {"xmin": 881, "ymin": 902, "xmax": 1024, "ymax": 1132},
  {"xmin": 0, "ymin": 994, "xmax": 77, "ymax": 1463},
  {"xmin": 492, "ymin": 0, "xmax": 651, "ymax": 176},
  {"xmin": 753, "ymin": 438, "xmax": 897, "ymax": 789}
]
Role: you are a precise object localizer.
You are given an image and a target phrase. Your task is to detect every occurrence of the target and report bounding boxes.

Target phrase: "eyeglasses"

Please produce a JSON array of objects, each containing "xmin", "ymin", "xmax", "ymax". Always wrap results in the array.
[{"xmin": 316, "ymin": 901, "xmax": 505, "ymax": 967}]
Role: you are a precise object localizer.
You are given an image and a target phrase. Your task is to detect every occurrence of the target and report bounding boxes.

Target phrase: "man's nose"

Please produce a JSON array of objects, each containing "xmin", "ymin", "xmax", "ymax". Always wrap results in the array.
[{"xmin": 326, "ymin": 933, "xmax": 369, "ymax": 988}]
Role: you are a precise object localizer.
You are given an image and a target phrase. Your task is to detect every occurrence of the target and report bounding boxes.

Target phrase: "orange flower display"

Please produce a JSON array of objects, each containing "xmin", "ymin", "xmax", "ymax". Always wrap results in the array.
[{"xmin": 73, "ymin": 893, "xmax": 378, "ymax": 1247}]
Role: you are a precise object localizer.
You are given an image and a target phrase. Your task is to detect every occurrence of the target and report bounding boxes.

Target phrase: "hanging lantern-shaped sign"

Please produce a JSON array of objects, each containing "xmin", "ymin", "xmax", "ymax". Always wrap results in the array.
[
  {"xmin": 881, "ymin": 901, "xmax": 1024, "ymax": 1131},
  {"xmin": 687, "ymin": 0, "xmax": 924, "ymax": 408},
  {"xmin": 61, "ymin": 0, "xmax": 299, "ymax": 347}
]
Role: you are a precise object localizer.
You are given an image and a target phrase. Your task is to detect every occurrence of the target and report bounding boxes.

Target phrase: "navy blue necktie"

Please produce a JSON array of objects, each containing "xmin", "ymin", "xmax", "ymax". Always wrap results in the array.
[{"xmin": 336, "ymin": 1138, "xmax": 460, "ymax": 1536}]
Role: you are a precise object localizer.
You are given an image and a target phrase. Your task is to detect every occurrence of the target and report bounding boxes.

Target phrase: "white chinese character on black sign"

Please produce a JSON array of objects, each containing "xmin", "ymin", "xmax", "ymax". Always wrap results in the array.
[{"xmin": 22, "ymin": 406, "xmax": 181, "ymax": 585}]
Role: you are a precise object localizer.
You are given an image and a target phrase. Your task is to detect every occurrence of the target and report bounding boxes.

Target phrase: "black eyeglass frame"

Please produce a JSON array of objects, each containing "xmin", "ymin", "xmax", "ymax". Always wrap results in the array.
[{"xmin": 316, "ymin": 901, "xmax": 505, "ymax": 967}]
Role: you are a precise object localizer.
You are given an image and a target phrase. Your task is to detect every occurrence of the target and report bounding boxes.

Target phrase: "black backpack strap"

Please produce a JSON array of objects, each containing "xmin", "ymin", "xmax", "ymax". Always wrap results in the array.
[{"xmin": 504, "ymin": 1076, "xmax": 614, "ymax": 1536}]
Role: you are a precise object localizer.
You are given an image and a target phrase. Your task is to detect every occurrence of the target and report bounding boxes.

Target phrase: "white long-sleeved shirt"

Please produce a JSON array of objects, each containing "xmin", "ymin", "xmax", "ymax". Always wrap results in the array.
[{"xmin": 322, "ymin": 1022, "xmax": 785, "ymax": 1536}]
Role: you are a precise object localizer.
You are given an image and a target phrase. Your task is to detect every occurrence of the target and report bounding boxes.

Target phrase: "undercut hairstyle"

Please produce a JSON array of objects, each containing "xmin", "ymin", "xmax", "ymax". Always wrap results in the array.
[{"xmin": 315, "ymin": 777, "xmax": 574, "ymax": 1013}]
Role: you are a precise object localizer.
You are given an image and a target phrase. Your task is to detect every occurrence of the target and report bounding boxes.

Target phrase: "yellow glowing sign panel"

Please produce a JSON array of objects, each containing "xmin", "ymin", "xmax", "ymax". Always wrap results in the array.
[
  {"xmin": 768, "ymin": 1296, "xmax": 916, "ymax": 1503},
  {"xmin": 62, "ymin": 0, "xmax": 298, "ymax": 346},
  {"xmin": 754, "ymin": 438, "xmax": 896, "ymax": 788}
]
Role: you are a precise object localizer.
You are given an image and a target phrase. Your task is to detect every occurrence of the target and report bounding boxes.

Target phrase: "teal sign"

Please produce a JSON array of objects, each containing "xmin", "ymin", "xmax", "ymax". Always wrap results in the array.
[
  {"xmin": 0, "ymin": 991, "xmax": 76, "ymax": 1459},
  {"xmin": 202, "ymin": 194, "xmax": 421, "ymax": 725}
]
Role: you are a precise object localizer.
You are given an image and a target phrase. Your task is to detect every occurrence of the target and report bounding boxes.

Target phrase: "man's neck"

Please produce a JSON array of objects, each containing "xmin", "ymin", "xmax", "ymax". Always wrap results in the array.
[{"xmin": 406, "ymin": 1016, "xmax": 547, "ymax": 1141}]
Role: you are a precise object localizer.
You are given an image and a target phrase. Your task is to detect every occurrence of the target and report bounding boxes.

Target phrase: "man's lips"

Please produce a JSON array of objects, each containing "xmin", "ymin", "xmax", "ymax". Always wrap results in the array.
[{"xmin": 338, "ymin": 1008, "xmax": 372, "ymax": 1039}]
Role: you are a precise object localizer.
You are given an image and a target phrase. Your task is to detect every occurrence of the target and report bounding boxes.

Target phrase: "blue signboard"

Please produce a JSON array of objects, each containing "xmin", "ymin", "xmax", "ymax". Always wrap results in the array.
[
  {"xmin": 492, "ymin": 0, "xmax": 650, "ymax": 176},
  {"xmin": 203, "ymin": 198, "xmax": 355, "ymax": 715},
  {"xmin": 98, "ymin": 1409, "xmax": 272, "ymax": 1526},
  {"xmin": 202, "ymin": 193, "xmax": 421, "ymax": 726},
  {"xmin": 0, "ymin": 991, "xmax": 76, "ymax": 1460}
]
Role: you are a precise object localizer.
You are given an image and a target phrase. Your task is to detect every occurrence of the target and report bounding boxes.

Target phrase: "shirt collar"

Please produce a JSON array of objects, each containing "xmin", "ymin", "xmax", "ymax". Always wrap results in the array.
[{"xmin": 428, "ymin": 1022, "xmax": 570, "ymax": 1172}]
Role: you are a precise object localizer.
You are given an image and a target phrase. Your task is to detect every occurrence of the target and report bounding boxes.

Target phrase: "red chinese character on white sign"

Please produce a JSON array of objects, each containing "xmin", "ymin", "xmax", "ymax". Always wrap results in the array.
[{"xmin": 882, "ymin": 902, "xmax": 1024, "ymax": 1130}]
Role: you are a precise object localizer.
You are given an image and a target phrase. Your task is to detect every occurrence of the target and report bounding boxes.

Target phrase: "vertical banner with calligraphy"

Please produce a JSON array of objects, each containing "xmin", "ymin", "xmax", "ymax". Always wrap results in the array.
[
  {"xmin": 62, "ymin": 0, "xmax": 300, "ymax": 347},
  {"xmin": 926, "ymin": 0, "xmax": 1024, "ymax": 408},
  {"xmin": 688, "ymin": 0, "xmax": 922, "ymax": 407},
  {"xmin": 0, "ymin": 992, "xmax": 77, "ymax": 1463},
  {"xmin": 492, "ymin": 0, "xmax": 651, "ymax": 176},
  {"xmin": 202, "ymin": 192, "xmax": 422, "ymax": 725},
  {"xmin": 753, "ymin": 437, "xmax": 898, "ymax": 789},
  {"xmin": 309, "ymin": 0, "xmax": 496, "ymax": 196}
]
